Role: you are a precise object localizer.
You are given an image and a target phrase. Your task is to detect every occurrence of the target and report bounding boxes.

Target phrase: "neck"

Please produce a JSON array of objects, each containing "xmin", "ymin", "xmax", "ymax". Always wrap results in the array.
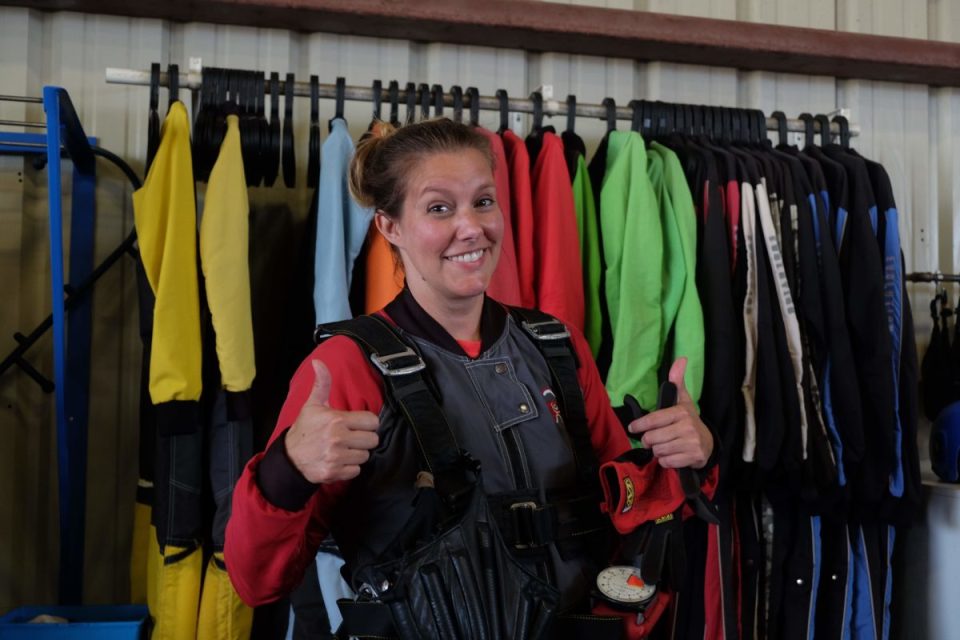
[{"xmin": 406, "ymin": 283, "xmax": 484, "ymax": 342}]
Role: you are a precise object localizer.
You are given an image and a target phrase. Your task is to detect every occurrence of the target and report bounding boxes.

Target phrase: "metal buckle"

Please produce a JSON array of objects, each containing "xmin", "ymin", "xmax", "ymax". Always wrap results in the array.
[
  {"xmin": 368, "ymin": 347, "xmax": 426, "ymax": 376},
  {"xmin": 521, "ymin": 320, "xmax": 570, "ymax": 341},
  {"xmin": 510, "ymin": 501, "xmax": 541, "ymax": 550}
]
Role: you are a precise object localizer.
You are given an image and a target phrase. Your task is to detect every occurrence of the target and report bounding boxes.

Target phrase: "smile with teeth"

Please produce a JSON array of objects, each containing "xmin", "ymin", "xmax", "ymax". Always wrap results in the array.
[{"xmin": 445, "ymin": 248, "xmax": 486, "ymax": 263}]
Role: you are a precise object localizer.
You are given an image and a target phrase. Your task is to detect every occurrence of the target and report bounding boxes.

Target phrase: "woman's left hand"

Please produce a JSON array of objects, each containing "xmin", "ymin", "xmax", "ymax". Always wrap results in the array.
[{"xmin": 627, "ymin": 358, "xmax": 714, "ymax": 469}]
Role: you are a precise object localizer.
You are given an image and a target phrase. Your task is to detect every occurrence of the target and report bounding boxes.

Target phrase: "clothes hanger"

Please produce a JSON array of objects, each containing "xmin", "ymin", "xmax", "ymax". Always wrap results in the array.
[
  {"xmin": 629, "ymin": 99, "xmax": 643, "ymax": 132},
  {"xmin": 418, "ymin": 83, "xmax": 430, "ymax": 121},
  {"xmin": 602, "ymin": 97, "xmax": 617, "ymax": 134},
  {"xmin": 388, "ymin": 80, "xmax": 400, "ymax": 126},
  {"xmin": 530, "ymin": 91, "xmax": 544, "ymax": 133},
  {"xmin": 253, "ymin": 71, "xmax": 268, "ymax": 186},
  {"xmin": 282, "ymin": 72, "xmax": 296, "ymax": 187},
  {"xmin": 496, "ymin": 89, "xmax": 510, "ymax": 134},
  {"xmin": 832, "ymin": 114, "xmax": 851, "ymax": 149},
  {"xmin": 329, "ymin": 76, "xmax": 345, "ymax": 130},
  {"xmin": 263, "ymin": 72, "xmax": 280, "ymax": 186},
  {"xmin": 450, "ymin": 85, "xmax": 463, "ymax": 123},
  {"xmin": 565, "ymin": 94, "xmax": 576, "ymax": 133},
  {"xmin": 166, "ymin": 63, "xmax": 179, "ymax": 108},
  {"xmin": 146, "ymin": 62, "xmax": 160, "ymax": 171},
  {"xmin": 814, "ymin": 114, "xmax": 832, "ymax": 146},
  {"xmin": 307, "ymin": 75, "xmax": 320, "ymax": 189},
  {"xmin": 798, "ymin": 113, "xmax": 815, "ymax": 149},
  {"xmin": 431, "ymin": 83, "xmax": 444, "ymax": 118},
  {"xmin": 404, "ymin": 82, "xmax": 416, "ymax": 125},
  {"xmin": 466, "ymin": 87, "xmax": 480, "ymax": 127},
  {"xmin": 240, "ymin": 70, "xmax": 261, "ymax": 187},
  {"xmin": 770, "ymin": 111, "xmax": 788, "ymax": 146},
  {"xmin": 371, "ymin": 79, "xmax": 382, "ymax": 123}
]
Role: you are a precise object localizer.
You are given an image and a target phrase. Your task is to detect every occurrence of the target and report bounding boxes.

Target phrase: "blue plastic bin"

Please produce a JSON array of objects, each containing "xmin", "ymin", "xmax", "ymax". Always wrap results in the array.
[{"xmin": 0, "ymin": 605, "xmax": 149, "ymax": 640}]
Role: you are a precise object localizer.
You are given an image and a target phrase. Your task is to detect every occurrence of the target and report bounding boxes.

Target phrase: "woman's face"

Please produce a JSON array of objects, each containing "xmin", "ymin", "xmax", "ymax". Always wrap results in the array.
[{"xmin": 376, "ymin": 148, "xmax": 502, "ymax": 307}]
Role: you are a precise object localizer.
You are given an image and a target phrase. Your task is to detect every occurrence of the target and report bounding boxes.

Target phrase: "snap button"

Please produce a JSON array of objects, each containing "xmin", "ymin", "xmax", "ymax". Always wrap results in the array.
[
  {"xmin": 831, "ymin": 574, "xmax": 838, "ymax": 581},
  {"xmin": 796, "ymin": 578, "xmax": 804, "ymax": 586},
  {"xmin": 519, "ymin": 403, "xmax": 530, "ymax": 414},
  {"xmin": 495, "ymin": 363, "xmax": 508, "ymax": 375}
]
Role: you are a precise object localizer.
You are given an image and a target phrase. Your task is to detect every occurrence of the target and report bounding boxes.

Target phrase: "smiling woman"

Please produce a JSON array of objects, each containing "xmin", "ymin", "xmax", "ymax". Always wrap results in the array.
[{"xmin": 224, "ymin": 117, "xmax": 716, "ymax": 640}]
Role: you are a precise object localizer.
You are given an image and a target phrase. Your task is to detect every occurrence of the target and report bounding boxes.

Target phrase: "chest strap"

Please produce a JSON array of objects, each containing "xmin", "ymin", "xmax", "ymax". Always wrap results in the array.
[
  {"xmin": 507, "ymin": 307, "xmax": 600, "ymax": 494},
  {"xmin": 315, "ymin": 315, "xmax": 475, "ymax": 510}
]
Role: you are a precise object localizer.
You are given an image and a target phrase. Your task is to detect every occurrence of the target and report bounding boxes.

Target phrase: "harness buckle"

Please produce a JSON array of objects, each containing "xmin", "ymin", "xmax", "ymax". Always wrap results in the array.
[
  {"xmin": 509, "ymin": 501, "xmax": 550, "ymax": 550},
  {"xmin": 368, "ymin": 348, "xmax": 427, "ymax": 376},
  {"xmin": 521, "ymin": 320, "xmax": 571, "ymax": 341}
]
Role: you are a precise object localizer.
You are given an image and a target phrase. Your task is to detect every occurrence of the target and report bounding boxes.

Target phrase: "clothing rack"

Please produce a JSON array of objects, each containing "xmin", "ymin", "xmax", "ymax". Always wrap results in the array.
[
  {"xmin": 0, "ymin": 87, "xmax": 99, "ymax": 605},
  {"xmin": 105, "ymin": 66, "xmax": 860, "ymax": 138},
  {"xmin": 906, "ymin": 272, "xmax": 960, "ymax": 284}
]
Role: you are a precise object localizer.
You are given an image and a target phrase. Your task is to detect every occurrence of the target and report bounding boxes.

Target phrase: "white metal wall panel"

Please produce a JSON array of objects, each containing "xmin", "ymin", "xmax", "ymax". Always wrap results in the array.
[{"xmin": 1, "ymin": 0, "xmax": 958, "ymax": 609}]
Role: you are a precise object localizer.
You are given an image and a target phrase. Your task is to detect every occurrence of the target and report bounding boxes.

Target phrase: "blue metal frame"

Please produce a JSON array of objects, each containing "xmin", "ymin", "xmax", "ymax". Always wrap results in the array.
[{"xmin": 0, "ymin": 87, "xmax": 97, "ymax": 604}]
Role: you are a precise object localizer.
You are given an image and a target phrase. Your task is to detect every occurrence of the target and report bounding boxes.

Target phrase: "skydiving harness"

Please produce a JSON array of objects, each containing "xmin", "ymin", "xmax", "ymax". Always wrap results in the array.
[{"xmin": 314, "ymin": 308, "xmax": 623, "ymax": 639}]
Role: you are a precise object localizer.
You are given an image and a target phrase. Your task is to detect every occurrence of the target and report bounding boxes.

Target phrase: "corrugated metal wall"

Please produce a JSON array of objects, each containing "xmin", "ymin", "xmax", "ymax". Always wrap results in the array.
[{"xmin": 0, "ymin": 0, "xmax": 957, "ymax": 610}]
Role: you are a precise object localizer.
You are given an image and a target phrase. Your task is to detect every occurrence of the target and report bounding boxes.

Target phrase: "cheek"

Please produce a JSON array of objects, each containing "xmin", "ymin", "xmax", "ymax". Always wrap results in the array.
[{"xmin": 484, "ymin": 212, "xmax": 505, "ymax": 244}]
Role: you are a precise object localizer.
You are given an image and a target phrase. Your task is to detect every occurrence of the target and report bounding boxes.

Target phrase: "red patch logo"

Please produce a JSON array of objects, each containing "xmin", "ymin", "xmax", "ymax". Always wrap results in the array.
[{"xmin": 541, "ymin": 387, "xmax": 562, "ymax": 425}]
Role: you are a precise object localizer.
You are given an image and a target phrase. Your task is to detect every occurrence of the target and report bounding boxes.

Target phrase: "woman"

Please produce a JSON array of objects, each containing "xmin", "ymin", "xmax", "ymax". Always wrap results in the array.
[{"xmin": 225, "ymin": 118, "xmax": 715, "ymax": 638}]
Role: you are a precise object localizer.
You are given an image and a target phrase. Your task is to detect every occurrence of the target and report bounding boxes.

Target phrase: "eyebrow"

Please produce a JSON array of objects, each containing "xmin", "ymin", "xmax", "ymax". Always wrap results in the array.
[{"xmin": 418, "ymin": 181, "xmax": 496, "ymax": 199}]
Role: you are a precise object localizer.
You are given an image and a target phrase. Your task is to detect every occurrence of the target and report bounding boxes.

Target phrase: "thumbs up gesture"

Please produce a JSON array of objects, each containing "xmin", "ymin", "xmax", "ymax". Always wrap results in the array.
[
  {"xmin": 285, "ymin": 360, "xmax": 381, "ymax": 484},
  {"xmin": 627, "ymin": 358, "xmax": 714, "ymax": 469}
]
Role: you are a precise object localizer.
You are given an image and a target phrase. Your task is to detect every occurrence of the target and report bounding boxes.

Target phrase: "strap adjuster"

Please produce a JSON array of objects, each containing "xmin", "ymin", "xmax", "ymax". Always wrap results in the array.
[
  {"xmin": 368, "ymin": 347, "xmax": 426, "ymax": 376},
  {"xmin": 509, "ymin": 500, "xmax": 553, "ymax": 550},
  {"xmin": 521, "ymin": 320, "xmax": 571, "ymax": 341}
]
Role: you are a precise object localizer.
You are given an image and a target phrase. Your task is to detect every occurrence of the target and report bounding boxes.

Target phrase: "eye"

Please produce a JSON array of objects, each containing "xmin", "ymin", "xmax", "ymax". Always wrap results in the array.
[
  {"xmin": 427, "ymin": 203, "xmax": 451, "ymax": 214},
  {"xmin": 475, "ymin": 197, "xmax": 495, "ymax": 209}
]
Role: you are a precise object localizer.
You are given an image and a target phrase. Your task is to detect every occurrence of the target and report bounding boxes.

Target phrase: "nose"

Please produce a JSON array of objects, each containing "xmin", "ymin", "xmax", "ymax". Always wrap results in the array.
[{"xmin": 455, "ymin": 207, "xmax": 485, "ymax": 241}]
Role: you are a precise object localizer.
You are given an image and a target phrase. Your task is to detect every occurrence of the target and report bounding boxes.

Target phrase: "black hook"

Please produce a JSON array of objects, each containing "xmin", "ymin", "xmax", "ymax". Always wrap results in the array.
[
  {"xmin": 466, "ymin": 87, "xmax": 480, "ymax": 126},
  {"xmin": 770, "ymin": 111, "xmax": 788, "ymax": 146},
  {"xmin": 282, "ymin": 72, "xmax": 296, "ymax": 187},
  {"xmin": 405, "ymin": 82, "xmax": 416, "ymax": 125},
  {"xmin": 146, "ymin": 63, "xmax": 160, "ymax": 172},
  {"xmin": 798, "ymin": 113, "xmax": 815, "ymax": 149},
  {"xmin": 308, "ymin": 75, "xmax": 320, "ymax": 189},
  {"xmin": 832, "ymin": 114, "xmax": 851, "ymax": 148},
  {"xmin": 333, "ymin": 76, "xmax": 345, "ymax": 123},
  {"xmin": 263, "ymin": 72, "xmax": 280, "ymax": 187},
  {"xmin": 431, "ymin": 83, "xmax": 444, "ymax": 117},
  {"xmin": 566, "ymin": 94, "xmax": 576, "ymax": 133},
  {"xmin": 418, "ymin": 83, "xmax": 430, "ymax": 121},
  {"xmin": 450, "ymin": 85, "xmax": 463, "ymax": 123},
  {"xmin": 815, "ymin": 114, "xmax": 832, "ymax": 146},
  {"xmin": 371, "ymin": 79, "xmax": 382, "ymax": 121},
  {"xmin": 496, "ymin": 89, "xmax": 509, "ymax": 133},
  {"xmin": 629, "ymin": 99, "xmax": 643, "ymax": 132},
  {"xmin": 167, "ymin": 64, "xmax": 179, "ymax": 106},
  {"xmin": 603, "ymin": 97, "xmax": 617, "ymax": 133},
  {"xmin": 530, "ymin": 91, "xmax": 544, "ymax": 131},
  {"xmin": 149, "ymin": 63, "xmax": 160, "ymax": 112},
  {"xmin": 388, "ymin": 80, "xmax": 400, "ymax": 126}
]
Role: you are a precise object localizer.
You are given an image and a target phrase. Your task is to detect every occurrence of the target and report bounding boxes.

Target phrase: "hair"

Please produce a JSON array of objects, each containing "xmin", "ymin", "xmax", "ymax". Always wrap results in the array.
[{"xmin": 349, "ymin": 117, "xmax": 495, "ymax": 219}]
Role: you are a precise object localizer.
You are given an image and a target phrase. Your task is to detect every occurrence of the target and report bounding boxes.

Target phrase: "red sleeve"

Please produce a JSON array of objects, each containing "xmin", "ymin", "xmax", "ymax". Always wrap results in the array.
[
  {"xmin": 531, "ymin": 133, "xmax": 585, "ymax": 331},
  {"xmin": 225, "ymin": 336, "xmax": 385, "ymax": 606},
  {"xmin": 568, "ymin": 324, "xmax": 630, "ymax": 463}
]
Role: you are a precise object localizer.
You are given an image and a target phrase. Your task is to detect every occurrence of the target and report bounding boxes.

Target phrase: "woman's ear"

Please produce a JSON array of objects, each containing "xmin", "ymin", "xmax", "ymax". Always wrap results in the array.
[{"xmin": 374, "ymin": 210, "xmax": 401, "ymax": 246}]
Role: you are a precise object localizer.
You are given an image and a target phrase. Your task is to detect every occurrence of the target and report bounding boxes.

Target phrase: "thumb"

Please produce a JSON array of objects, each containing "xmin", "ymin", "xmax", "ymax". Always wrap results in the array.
[
  {"xmin": 305, "ymin": 360, "xmax": 332, "ymax": 407},
  {"xmin": 667, "ymin": 357, "xmax": 691, "ymax": 404}
]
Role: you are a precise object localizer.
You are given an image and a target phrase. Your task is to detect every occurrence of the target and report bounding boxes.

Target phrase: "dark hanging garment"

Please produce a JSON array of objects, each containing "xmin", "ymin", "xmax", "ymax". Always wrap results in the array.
[
  {"xmin": 921, "ymin": 306, "xmax": 952, "ymax": 421},
  {"xmin": 587, "ymin": 134, "xmax": 614, "ymax": 379},
  {"xmin": 897, "ymin": 273, "xmax": 922, "ymax": 524}
]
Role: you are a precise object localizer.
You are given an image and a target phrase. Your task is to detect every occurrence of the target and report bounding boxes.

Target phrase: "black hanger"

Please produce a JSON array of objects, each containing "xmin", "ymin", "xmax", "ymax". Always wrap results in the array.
[
  {"xmin": 404, "ymin": 82, "xmax": 416, "ymax": 125},
  {"xmin": 388, "ymin": 81, "xmax": 400, "ymax": 126},
  {"xmin": 450, "ymin": 85, "xmax": 463, "ymax": 123},
  {"xmin": 263, "ymin": 72, "xmax": 280, "ymax": 186},
  {"xmin": 798, "ymin": 113, "xmax": 815, "ymax": 149},
  {"xmin": 565, "ymin": 94, "xmax": 576, "ymax": 133},
  {"xmin": 308, "ymin": 75, "xmax": 320, "ymax": 189},
  {"xmin": 832, "ymin": 114, "xmax": 851, "ymax": 149},
  {"xmin": 330, "ymin": 76, "xmax": 345, "ymax": 130},
  {"xmin": 770, "ymin": 111, "xmax": 788, "ymax": 146},
  {"xmin": 729, "ymin": 108, "xmax": 743, "ymax": 144},
  {"xmin": 254, "ymin": 71, "xmax": 268, "ymax": 185},
  {"xmin": 629, "ymin": 99, "xmax": 643, "ymax": 132},
  {"xmin": 371, "ymin": 79, "xmax": 382, "ymax": 122},
  {"xmin": 418, "ymin": 83, "xmax": 430, "ymax": 121},
  {"xmin": 691, "ymin": 105, "xmax": 704, "ymax": 136},
  {"xmin": 603, "ymin": 97, "xmax": 617, "ymax": 133},
  {"xmin": 530, "ymin": 91, "xmax": 544, "ymax": 132},
  {"xmin": 814, "ymin": 114, "xmax": 832, "ymax": 146},
  {"xmin": 146, "ymin": 63, "xmax": 160, "ymax": 172},
  {"xmin": 496, "ymin": 89, "xmax": 510, "ymax": 133},
  {"xmin": 282, "ymin": 72, "xmax": 296, "ymax": 187},
  {"xmin": 431, "ymin": 84, "xmax": 444, "ymax": 118},
  {"xmin": 167, "ymin": 64, "xmax": 179, "ymax": 107},
  {"xmin": 466, "ymin": 87, "xmax": 480, "ymax": 126},
  {"xmin": 245, "ymin": 70, "xmax": 264, "ymax": 187}
]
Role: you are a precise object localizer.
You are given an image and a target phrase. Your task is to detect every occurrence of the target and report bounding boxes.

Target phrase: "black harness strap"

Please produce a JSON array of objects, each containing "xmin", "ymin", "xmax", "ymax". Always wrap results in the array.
[
  {"xmin": 315, "ymin": 315, "xmax": 474, "ymax": 509},
  {"xmin": 507, "ymin": 307, "xmax": 600, "ymax": 492}
]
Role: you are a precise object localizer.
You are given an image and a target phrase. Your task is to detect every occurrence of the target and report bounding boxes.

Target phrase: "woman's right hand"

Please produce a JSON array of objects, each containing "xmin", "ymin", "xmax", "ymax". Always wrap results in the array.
[{"xmin": 285, "ymin": 360, "xmax": 381, "ymax": 484}]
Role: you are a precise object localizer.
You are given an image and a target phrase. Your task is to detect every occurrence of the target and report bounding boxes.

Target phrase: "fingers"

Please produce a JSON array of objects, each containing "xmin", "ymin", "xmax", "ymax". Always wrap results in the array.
[
  {"xmin": 629, "ymin": 406, "xmax": 689, "ymax": 434},
  {"xmin": 667, "ymin": 357, "xmax": 693, "ymax": 405},
  {"xmin": 306, "ymin": 360, "xmax": 332, "ymax": 407}
]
